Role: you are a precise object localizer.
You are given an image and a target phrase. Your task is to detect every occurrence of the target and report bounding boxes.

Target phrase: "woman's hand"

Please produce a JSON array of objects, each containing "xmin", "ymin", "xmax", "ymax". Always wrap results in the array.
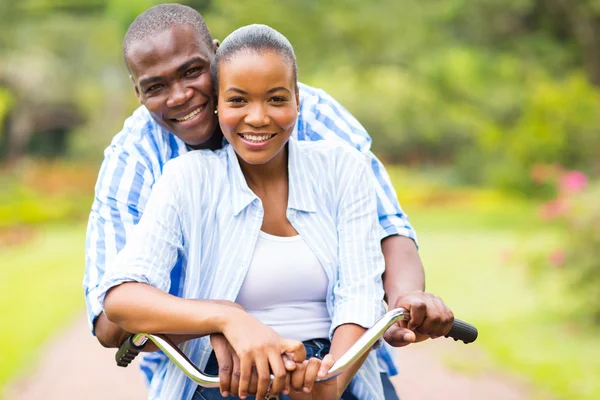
[
  {"xmin": 289, "ymin": 354, "xmax": 337, "ymax": 400},
  {"xmin": 210, "ymin": 333, "xmax": 298, "ymax": 397},
  {"xmin": 221, "ymin": 310, "xmax": 306, "ymax": 399}
]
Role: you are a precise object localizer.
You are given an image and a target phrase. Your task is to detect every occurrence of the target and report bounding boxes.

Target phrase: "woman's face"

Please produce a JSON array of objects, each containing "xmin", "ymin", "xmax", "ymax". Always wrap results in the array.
[{"xmin": 216, "ymin": 50, "xmax": 299, "ymax": 166}]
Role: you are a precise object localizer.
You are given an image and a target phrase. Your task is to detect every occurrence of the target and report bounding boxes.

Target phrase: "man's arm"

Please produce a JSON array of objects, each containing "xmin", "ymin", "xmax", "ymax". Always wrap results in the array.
[
  {"xmin": 84, "ymin": 129, "xmax": 155, "ymax": 347},
  {"xmin": 298, "ymin": 84, "xmax": 453, "ymax": 345}
]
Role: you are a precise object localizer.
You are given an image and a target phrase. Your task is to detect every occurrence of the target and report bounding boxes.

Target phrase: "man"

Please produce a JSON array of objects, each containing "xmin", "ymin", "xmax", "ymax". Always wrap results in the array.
[{"xmin": 83, "ymin": 4, "xmax": 453, "ymax": 399}]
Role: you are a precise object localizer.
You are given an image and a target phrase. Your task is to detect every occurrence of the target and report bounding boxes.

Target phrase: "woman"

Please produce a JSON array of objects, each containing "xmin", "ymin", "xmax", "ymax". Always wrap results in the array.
[{"xmin": 99, "ymin": 24, "xmax": 386, "ymax": 400}]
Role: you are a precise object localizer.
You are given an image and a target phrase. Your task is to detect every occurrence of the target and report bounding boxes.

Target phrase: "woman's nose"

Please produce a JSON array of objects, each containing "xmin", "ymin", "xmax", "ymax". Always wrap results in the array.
[{"xmin": 244, "ymin": 103, "xmax": 269, "ymax": 127}]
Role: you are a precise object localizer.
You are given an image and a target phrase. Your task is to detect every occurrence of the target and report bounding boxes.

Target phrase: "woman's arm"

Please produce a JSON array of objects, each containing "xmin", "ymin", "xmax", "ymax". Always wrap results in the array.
[
  {"xmin": 327, "ymin": 323, "xmax": 369, "ymax": 394},
  {"xmin": 97, "ymin": 159, "xmax": 304, "ymax": 399}
]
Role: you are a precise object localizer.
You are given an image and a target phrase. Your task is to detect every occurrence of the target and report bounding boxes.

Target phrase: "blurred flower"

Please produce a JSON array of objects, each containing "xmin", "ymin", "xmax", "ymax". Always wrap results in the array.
[
  {"xmin": 539, "ymin": 198, "xmax": 570, "ymax": 220},
  {"xmin": 548, "ymin": 249, "xmax": 566, "ymax": 268},
  {"xmin": 530, "ymin": 163, "xmax": 562, "ymax": 185},
  {"xmin": 559, "ymin": 170, "xmax": 588, "ymax": 194}
]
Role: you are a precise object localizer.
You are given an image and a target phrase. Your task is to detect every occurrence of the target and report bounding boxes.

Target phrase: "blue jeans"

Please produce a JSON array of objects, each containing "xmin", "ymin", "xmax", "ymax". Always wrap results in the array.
[{"xmin": 192, "ymin": 339, "xmax": 399, "ymax": 400}]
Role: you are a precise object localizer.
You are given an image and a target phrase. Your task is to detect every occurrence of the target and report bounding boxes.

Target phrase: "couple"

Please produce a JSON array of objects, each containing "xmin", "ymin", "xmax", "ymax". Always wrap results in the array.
[{"xmin": 84, "ymin": 4, "xmax": 454, "ymax": 400}]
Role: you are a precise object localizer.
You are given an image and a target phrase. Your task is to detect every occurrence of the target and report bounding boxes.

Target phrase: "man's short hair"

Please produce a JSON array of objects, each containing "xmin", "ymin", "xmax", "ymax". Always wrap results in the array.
[{"xmin": 123, "ymin": 3, "xmax": 213, "ymax": 59}]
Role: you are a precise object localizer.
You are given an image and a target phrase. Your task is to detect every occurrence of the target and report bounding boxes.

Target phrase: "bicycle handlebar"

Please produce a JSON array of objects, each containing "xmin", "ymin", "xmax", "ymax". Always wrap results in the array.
[{"xmin": 115, "ymin": 308, "xmax": 478, "ymax": 387}]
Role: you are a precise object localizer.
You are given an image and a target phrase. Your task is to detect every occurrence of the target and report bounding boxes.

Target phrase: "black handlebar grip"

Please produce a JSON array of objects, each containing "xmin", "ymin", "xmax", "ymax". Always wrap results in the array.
[
  {"xmin": 115, "ymin": 335, "xmax": 145, "ymax": 367},
  {"xmin": 444, "ymin": 319, "xmax": 478, "ymax": 344}
]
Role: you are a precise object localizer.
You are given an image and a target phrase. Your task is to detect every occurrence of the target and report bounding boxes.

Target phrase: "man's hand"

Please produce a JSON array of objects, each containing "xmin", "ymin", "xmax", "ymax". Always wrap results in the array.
[
  {"xmin": 288, "ymin": 354, "xmax": 337, "ymax": 400},
  {"xmin": 384, "ymin": 290, "xmax": 454, "ymax": 347}
]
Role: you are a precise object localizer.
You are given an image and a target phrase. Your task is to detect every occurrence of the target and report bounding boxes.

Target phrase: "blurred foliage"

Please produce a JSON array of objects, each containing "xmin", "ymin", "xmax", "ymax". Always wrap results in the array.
[
  {"xmin": 0, "ymin": 0, "xmax": 599, "ymax": 183},
  {"xmin": 529, "ymin": 166, "xmax": 600, "ymax": 324},
  {"xmin": 0, "ymin": 162, "xmax": 95, "ymax": 233}
]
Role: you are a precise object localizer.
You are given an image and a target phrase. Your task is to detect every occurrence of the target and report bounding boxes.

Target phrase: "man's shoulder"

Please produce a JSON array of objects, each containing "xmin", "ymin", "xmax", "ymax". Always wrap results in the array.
[
  {"xmin": 296, "ymin": 139, "xmax": 368, "ymax": 170},
  {"xmin": 102, "ymin": 106, "xmax": 175, "ymax": 169},
  {"xmin": 298, "ymin": 82, "xmax": 326, "ymax": 105},
  {"xmin": 163, "ymin": 147, "xmax": 227, "ymax": 179},
  {"xmin": 108, "ymin": 106, "xmax": 167, "ymax": 151}
]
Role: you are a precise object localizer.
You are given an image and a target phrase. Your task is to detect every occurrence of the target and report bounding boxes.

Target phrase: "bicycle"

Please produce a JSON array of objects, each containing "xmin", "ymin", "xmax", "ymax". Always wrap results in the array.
[{"xmin": 115, "ymin": 307, "xmax": 478, "ymax": 398}]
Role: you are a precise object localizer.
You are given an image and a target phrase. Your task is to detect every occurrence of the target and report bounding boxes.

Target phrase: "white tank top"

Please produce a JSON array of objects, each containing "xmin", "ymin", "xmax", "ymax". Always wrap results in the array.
[{"xmin": 235, "ymin": 231, "xmax": 331, "ymax": 341}]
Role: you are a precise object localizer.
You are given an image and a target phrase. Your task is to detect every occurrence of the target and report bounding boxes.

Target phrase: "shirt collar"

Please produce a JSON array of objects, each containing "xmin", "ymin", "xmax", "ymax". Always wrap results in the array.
[{"xmin": 227, "ymin": 137, "xmax": 317, "ymax": 216}]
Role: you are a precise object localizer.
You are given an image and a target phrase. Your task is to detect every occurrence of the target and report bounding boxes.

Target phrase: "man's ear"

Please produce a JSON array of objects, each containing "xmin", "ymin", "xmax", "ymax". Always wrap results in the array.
[{"xmin": 212, "ymin": 39, "xmax": 220, "ymax": 53}]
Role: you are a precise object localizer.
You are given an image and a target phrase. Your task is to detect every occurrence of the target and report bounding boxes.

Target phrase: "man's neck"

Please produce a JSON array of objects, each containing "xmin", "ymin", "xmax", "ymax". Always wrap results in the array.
[{"xmin": 187, "ymin": 129, "xmax": 224, "ymax": 151}]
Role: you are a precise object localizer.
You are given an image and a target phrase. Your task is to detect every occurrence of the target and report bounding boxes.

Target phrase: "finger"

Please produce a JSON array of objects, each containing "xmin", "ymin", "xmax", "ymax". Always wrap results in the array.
[
  {"xmin": 282, "ymin": 353, "xmax": 297, "ymax": 371},
  {"xmin": 281, "ymin": 339, "xmax": 306, "ymax": 363},
  {"xmin": 302, "ymin": 357, "xmax": 321, "ymax": 393},
  {"xmin": 268, "ymin": 351, "xmax": 288, "ymax": 395},
  {"xmin": 230, "ymin": 350, "xmax": 241, "ymax": 397},
  {"xmin": 317, "ymin": 354, "xmax": 335, "ymax": 379},
  {"xmin": 254, "ymin": 355, "xmax": 271, "ymax": 400},
  {"xmin": 248, "ymin": 365, "xmax": 258, "ymax": 395},
  {"xmin": 291, "ymin": 360, "xmax": 307, "ymax": 391},
  {"xmin": 212, "ymin": 335, "xmax": 233, "ymax": 397},
  {"xmin": 435, "ymin": 296, "xmax": 454, "ymax": 337},
  {"xmin": 406, "ymin": 298, "xmax": 427, "ymax": 331},
  {"xmin": 283, "ymin": 367, "xmax": 291, "ymax": 396},
  {"xmin": 238, "ymin": 356, "xmax": 252, "ymax": 399},
  {"xmin": 417, "ymin": 296, "xmax": 443, "ymax": 336},
  {"xmin": 384, "ymin": 325, "xmax": 416, "ymax": 347}
]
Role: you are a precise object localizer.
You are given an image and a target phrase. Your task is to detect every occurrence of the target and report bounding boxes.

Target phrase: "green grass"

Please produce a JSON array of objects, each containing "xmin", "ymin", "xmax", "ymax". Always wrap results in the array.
[
  {"xmin": 0, "ymin": 224, "xmax": 86, "ymax": 393},
  {"xmin": 408, "ymin": 206, "xmax": 600, "ymax": 400}
]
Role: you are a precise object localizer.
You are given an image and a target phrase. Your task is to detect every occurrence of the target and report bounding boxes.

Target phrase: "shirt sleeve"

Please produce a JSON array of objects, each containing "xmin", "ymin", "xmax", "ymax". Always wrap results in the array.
[
  {"xmin": 298, "ymin": 85, "xmax": 417, "ymax": 244},
  {"xmin": 95, "ymin": 160, "xmax": 185, "ymax": 310},
  {"xmin": 330, "ymin": 155, "xmax": 387, "ymax": 338},
  {"xmin": 83, "ymin": 140, "xmax": 155, "ymax": 334}
]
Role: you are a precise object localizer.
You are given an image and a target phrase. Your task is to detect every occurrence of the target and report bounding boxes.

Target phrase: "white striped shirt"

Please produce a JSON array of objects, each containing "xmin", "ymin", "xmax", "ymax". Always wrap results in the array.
[
  {"xmin": 98, "ymin": 138, "xmax": 386, "ymax": 400},
  {"xmin": 84, "ymin": 83, "xmax": 413, "ymax": 391}
]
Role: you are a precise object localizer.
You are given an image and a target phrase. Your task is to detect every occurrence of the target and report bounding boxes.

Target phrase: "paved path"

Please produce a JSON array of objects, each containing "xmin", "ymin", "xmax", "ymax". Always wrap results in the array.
[{"xmin": 4, "ymin": 315, "xmax": 533, "ymax": 400}]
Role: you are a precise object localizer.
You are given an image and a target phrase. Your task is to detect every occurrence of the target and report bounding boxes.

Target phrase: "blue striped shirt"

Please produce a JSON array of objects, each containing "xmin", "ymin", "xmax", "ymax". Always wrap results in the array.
[
  {"xmin": 84, "ymin": 83, "xmax": 411, "ymax": 391},
  {"xmin": 98, "ymin": 138, "xmax": 387, "ymax": 400}
]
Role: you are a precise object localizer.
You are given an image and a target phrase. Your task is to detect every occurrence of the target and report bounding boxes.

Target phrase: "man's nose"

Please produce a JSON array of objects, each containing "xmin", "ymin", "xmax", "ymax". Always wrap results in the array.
[
  {"xmin": 244, "ymin": 103, "xmax": 269, "ymax": 127},
  {"xmin": 166, "ymin": 82, "xmax": 193, "ymax": 108}
]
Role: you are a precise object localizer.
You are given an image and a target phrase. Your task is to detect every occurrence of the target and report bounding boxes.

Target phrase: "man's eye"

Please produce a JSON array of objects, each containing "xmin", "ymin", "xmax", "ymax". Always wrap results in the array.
[
  {"xmin": 145, "ymin": 84, "xmax": 162, "ymax": 93},
  {"xmin": 186, "ymin": 67, "xmax": 201, "ymax": 76}
]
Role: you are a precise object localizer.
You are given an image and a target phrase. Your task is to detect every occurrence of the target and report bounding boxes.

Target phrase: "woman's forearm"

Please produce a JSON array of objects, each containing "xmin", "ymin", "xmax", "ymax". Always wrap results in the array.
[
  {"xmin": 104, "ymin": 282, "xmax": 241, "ymax": 336},
  {"xmin": 329, "ymin": 323, "xmax": 369, "ymax": 394}
]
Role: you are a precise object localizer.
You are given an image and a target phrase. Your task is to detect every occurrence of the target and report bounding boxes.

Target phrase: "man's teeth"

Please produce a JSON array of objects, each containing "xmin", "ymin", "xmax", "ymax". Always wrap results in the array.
[
  {"xmin": 175, "ymin": 107, "xmax": 201, "ymax": 122},
  {"xmin": 241, "ymin": 134, "xmax": 275, "ymax": 142}
]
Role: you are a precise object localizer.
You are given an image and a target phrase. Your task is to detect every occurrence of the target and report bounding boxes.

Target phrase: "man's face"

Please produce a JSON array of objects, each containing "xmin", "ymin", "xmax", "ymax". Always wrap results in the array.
[{"xmin": 126, "ymin": 25, "xmax": 217, "ymax": 147}]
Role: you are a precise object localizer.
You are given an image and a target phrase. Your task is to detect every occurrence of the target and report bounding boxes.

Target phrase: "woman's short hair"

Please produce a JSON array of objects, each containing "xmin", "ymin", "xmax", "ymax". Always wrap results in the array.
[{"xmin": 210, "ymin": 24, "xmax": 298, "ymax": 93}]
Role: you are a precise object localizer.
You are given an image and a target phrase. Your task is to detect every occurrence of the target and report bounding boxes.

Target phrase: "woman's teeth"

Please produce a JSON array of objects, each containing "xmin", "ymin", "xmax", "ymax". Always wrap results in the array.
[
  {"xmin": 241, "ymin": 134, "xmax": 275, "ymax": 142},
  {"xmin": 175, "ymin": 107, "xmax": 202, "ymax": 122}
]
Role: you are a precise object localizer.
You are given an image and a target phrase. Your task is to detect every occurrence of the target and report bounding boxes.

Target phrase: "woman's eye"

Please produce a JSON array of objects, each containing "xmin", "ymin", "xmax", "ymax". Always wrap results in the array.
[
  {"xmin": 227, "ymin": 97, "xmax": 246, "ymax": 104},
  {"xmin": 270, "ymin": 96, "xmax": 287, "ymax": 103}
]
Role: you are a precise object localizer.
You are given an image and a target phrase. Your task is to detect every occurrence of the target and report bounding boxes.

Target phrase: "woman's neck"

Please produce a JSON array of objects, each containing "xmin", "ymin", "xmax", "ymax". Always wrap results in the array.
[{"xmin": 239, "ymin": 146, "xmax": 288, "ymax": 193}]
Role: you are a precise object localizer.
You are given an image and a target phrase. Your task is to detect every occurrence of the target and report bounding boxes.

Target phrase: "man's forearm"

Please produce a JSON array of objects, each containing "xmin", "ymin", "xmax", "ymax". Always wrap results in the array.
[
  {"xmin": 95, "ymin": 312, "xmax": 203, "ymax": 351},
  {"xmin": 381, "ymin": 235, "xmax": 425, "ymax": 306}
]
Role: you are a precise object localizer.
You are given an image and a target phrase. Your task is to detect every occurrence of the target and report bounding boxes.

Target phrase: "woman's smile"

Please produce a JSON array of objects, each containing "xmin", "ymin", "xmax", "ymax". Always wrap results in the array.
[{"xmin": 238, "ymin": 132, "xmax": 278, "ymax": 149}]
